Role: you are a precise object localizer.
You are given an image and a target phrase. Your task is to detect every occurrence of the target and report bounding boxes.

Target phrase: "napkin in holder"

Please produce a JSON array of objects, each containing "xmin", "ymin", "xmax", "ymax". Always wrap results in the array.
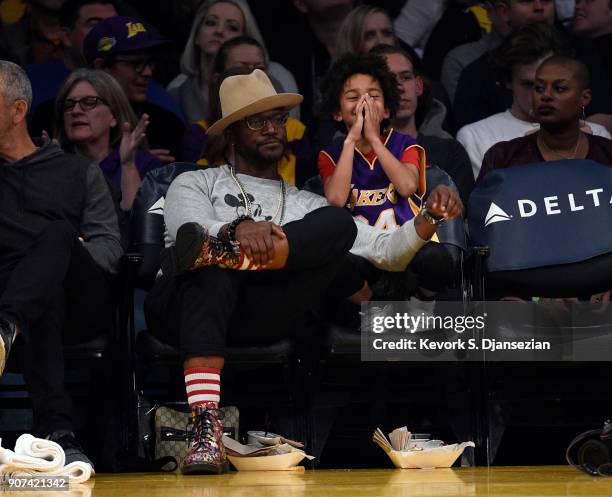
[
  {"xmin": 223, "ymin": 435, "xmax": 314, "ymax": 471},
  {"xmin": 373, "ymin": 427, "xmax": 475, "ymax": 469}
]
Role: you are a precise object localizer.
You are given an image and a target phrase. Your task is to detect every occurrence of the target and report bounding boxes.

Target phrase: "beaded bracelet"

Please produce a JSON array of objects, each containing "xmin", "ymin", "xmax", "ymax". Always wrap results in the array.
[{"xmin": 227, "ymin": 215, "xmax": 253, "ymax": 242}]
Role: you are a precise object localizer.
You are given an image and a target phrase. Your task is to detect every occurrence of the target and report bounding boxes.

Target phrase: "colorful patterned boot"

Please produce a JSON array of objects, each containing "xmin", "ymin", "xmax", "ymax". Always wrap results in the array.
[
  {"xmin": 161, "ymin": 222, "xmax": 257, "ymax": 277},
  {"xmin": 181, "ymin": 403, "xmax": 228, "ymax": 475}
]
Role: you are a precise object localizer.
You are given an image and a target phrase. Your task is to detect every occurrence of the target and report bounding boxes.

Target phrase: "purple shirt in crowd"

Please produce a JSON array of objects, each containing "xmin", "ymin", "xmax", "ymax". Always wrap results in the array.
[{"xmin": 98, "ymin": 147, "xmax": 163, "ymax": 187}]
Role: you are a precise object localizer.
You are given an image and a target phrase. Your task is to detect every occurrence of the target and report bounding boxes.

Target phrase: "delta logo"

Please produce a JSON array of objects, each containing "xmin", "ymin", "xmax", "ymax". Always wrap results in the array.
[
  {"xmin": 484, "ymin": 188, "xmax": 612, "ymax": 228},
  {"xmin": 484, "ymin": 202, "xmax": 512, "ymax": 227},
  {"xmin": 147, "ymin": 197, "xmax": 165, "ymax": 215}
]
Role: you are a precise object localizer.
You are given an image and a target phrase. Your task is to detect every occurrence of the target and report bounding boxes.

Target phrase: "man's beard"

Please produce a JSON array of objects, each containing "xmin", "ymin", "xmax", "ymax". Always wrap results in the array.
[{"xmin": 234, "ymin": 139, "xmax": 286, "ymax": 170}]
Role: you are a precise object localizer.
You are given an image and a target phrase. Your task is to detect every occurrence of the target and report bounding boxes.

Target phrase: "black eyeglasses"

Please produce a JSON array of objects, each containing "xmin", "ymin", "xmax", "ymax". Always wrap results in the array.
[
  {"xmin": 244, "ymin": 112, "xmax": 289, "ymax": 131},
  {"xmin": 61, "ymin": 96, "xmax": 108, "ymax": 113},
  {"xmin": 113, "ymin": 57, "xmax": 156, "ymax": 73}
]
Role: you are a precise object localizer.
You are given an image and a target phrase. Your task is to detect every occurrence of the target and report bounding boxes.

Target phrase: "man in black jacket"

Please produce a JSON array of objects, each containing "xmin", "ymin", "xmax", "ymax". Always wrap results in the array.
[{"xmin": 0, "ymin": 60, "xmax": 123, "ymax": 469}]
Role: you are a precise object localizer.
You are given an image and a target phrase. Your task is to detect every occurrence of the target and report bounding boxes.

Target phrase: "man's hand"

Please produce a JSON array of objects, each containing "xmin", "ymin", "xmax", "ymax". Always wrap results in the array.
[
  {"xmin": 414, "ymin": 185, "xmax": 463, "ymax": 241},
  {"xmin": 41, "ymin": 130, "xmax": 60, "ymax": 145},
  {"xmin": 235, "ymin": 220, "xmax": 286, "ymax": 266},
  {"xmin": 425, "ymin": 185, "xmax": 463, "ymax": 221},
  {"xmin": 150, "ymin": 148, "xmax": 176, "ymax": 164}
]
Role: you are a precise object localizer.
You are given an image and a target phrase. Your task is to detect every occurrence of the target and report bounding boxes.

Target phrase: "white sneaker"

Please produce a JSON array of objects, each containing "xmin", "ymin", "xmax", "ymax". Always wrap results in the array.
[
  {"xmin": 405, "ymin": 298, "xmax": 436, "ymax": 333},
  {"xmin": 360, "ymin": 304, "xmax": 394, "ymax": 334}
]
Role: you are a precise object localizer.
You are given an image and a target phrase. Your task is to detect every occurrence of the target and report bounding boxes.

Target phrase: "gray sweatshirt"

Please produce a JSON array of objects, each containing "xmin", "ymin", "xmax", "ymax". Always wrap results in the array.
[
  {"xmin": 0, "ymin": 139, "xmax": 122, "ymax": 274},
  {"xmin": 164, "ymin": 165, "xmax": 429, "ymax": 272}
]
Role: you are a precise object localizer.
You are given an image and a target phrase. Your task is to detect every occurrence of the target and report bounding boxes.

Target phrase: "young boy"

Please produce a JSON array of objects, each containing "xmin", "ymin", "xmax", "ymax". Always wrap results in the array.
[
  {"xmin": 319, "ymin": 53, "xmax": 460, "ymax": 303},
  {"xmin": 318, "ymin": 52, "xmax": 427, "ymax": 231}
]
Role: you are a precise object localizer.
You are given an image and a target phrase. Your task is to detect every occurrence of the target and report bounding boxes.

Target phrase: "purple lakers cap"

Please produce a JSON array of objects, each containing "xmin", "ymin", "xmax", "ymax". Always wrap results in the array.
[{"xmin": 83, "ymin": 15, "xmax": 168, "ymax": 65}]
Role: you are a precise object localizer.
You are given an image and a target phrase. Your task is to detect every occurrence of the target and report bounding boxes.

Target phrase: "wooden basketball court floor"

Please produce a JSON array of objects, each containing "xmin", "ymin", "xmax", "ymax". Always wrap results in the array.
[{"xmin": 14, "ymin": 466, "xmax": 612, "ymax": 497}]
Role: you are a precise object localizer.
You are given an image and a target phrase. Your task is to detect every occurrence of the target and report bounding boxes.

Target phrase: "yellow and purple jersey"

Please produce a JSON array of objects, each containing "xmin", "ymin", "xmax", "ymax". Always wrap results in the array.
[{"xmin": 318, "ymin": 129, "xmax": 426, "ymax": 230}]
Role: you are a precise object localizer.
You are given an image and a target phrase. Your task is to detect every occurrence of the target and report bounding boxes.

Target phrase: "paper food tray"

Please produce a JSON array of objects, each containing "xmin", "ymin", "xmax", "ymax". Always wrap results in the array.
[
  {"xmin": 227, "ymin": 451, "xmax": 305, "ymax": 471},
  {"xmin": 386, "ymin": 442, "xmax": 475, "ymax": 469}
]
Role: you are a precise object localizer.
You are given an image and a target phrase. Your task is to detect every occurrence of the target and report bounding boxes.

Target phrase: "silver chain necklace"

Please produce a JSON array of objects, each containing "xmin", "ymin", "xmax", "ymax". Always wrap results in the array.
[
  {"xmin": 537, "ymin": 131, "xmax": 583, "ymax": 160},
  {"xmin": 229, "ymin": 165, "xmax": 286, "ymax": 225}
]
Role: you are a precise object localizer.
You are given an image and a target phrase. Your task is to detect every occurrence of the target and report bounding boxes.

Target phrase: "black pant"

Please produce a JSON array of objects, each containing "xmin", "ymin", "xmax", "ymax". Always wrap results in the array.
[
  {"xmin": 355, "ymin": 242, "xmax": 459, "ymax": 300},
  {"xmin": 145, "ymin": 207, "xmax": 362, "ymax": 360},
  {"xmin": 410, "ymin": 242, "xmax": 459, "ymax": 293},
  {"xmin": 0, "ymin": 220, "xmax": 115, "ymax": 435}
]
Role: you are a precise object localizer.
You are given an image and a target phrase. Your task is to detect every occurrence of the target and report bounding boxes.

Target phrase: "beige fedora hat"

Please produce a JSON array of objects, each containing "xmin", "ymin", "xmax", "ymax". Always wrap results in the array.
[{"xmin": 206, "ymin": 69, "xmax": 303, "ymax": 136}]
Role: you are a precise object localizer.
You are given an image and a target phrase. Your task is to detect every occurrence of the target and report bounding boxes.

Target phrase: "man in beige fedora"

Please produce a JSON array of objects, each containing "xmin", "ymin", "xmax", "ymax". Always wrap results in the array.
[{"xmin": 145, "ymin": 69, "xmax": 462, "ymax": 475}]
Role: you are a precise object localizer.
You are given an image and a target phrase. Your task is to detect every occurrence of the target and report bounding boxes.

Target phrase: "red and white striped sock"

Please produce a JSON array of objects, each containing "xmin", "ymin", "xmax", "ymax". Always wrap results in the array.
[
  {"xmin": 184, "ymin": 367, "xmax": 221, "ymax": 409},
  {"xmin": 235, "ymin": 251, "xmax": 261, "ymax": 270},
  {"xmin": 216, "ymin": 249, "xmax": 261, "ymax": 270}
]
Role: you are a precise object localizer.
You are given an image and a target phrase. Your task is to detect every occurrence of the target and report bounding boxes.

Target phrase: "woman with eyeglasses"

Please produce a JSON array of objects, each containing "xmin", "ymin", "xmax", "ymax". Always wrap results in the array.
[{"xmin": 54, "ymin": 69, "xmax": 162, "ymax": 210}]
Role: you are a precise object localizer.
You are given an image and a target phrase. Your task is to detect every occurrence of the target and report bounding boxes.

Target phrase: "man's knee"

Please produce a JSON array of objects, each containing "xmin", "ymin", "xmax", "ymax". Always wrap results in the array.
[
  {"xmin": 312, "ymin": 206, "xmax": 358, "ymax": 249},
  {"xmin": 329, "ymin": 206, "xmax": 357, "ymax": 241}
]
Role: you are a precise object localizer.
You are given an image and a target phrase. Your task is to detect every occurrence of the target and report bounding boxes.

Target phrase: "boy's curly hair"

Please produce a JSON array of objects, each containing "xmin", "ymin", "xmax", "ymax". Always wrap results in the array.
[{"xmin": 319, "ymin": 53, "xmax": 400, "ymax": 121}]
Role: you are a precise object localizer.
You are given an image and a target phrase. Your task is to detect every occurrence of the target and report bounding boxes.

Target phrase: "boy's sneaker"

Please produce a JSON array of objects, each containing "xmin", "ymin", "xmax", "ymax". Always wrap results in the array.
[
  {"xmin": 406, "ymin": 297, "xmax": 437, "ymax": 333},
  {"xmin": 360, "ymin": 303, "xmax": 394, "ymax": 334}
]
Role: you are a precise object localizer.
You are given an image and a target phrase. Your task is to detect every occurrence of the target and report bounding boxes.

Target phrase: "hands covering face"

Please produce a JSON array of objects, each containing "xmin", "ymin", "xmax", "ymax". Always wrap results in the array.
[
  {"xmin": 346, "ymin": 93, "xmax": 383, "ymax": 144},
  {"xmin": 362, "ymin": 93, "xmax": 382, "ymax": 143}
]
